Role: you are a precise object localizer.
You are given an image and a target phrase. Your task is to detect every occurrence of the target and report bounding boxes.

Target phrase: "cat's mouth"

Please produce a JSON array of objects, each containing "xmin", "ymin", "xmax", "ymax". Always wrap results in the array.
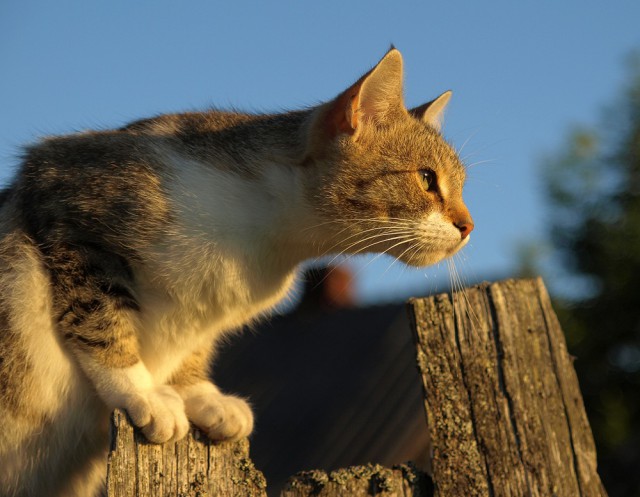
[
  {"xmin": 319, "ymin": 215, "xmax": 471, "ymax": 268},
  {"xmin": 449, "ymin": 234, "xmax": 470, "ymax": 254},
  {"xmin": 392, "ymin": 233, "xmax": 470, "ymax": 268}
]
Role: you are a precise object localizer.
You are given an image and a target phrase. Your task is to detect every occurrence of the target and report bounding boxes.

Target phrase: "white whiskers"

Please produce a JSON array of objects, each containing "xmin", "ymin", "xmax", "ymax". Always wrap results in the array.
[{"xmin": 301, "ymin": 217, "xmax": 476, "ymax": 336}]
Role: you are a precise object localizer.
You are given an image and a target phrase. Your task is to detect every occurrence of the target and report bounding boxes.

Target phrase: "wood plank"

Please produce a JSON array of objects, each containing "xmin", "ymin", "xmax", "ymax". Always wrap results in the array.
[
  {"xmin": 281, "ymin": 463, "xmax": 432, "ymax": 497},
  {"xmin": 408, "ymin": 278, "xmax": 608, "ymax": 497},
  {"xmin": 106, "ymin": 410, "xmax": 267, "ymax": 496}
]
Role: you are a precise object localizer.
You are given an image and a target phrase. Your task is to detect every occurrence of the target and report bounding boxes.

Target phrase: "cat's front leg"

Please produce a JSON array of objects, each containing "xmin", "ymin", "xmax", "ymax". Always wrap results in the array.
[
  {"xmin": 50, "ymin": 244, "xmax": 189, "ymax": 443},
  {"xmin": 85, "ymin": 361, "xmax": 190, "ymax": 443},
  {"xmin": 170, "ymin": 348, "xmax": 254, "ymax": 442}
]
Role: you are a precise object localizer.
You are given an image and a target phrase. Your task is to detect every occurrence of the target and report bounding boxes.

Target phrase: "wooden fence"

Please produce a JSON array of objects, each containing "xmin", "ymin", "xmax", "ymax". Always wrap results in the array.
[{"xmin": 106, "ymin": 278, "xmax": 608, "ymax": 496}]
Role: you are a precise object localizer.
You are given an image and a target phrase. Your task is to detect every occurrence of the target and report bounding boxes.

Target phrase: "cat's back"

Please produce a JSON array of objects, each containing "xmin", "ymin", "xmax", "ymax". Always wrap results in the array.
[
  {"xmin": 123, "ymin": 109, "xmax": 257, "ymax": 135},
  {"xmin": 15, "ymin": 108, "xmax": 257, "ymax": 184},
  {"xmin": 12, "ymin": 109, "xmax": 262, "ymax": 233},
  {"xmin": 8, "ymin": 127, "xmax": 179, "ymax": 258}
]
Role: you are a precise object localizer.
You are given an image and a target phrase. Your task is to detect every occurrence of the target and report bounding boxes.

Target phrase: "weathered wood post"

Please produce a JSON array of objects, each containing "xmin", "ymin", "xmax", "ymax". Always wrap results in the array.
[
  {"xmin": 280, "ymin": 463, "xmax": 432, "ymax": 497},
  {"xmin": 106, "ymin": 410, "xmax": 267, "ymax": 496},
  {"xmin": 106, "ymin": 415, "xmax": 432, "ymax": 497},
  {"xmin": 107, "ymin": 277, "xmax": 607, "ymax": 497},
  {"xmin": 408, "ymin": 278, "xmax": 608, "ymax": 497}
]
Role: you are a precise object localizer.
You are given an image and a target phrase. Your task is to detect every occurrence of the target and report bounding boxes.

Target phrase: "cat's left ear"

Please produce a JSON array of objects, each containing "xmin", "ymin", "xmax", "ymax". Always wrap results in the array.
[
  {"xmin": 321, "ymin": 48, "xmax": 405, "ymax": 139},
  {"xmin": 409, "ymin": 91, "xmax": 452, "ymax": 132}
]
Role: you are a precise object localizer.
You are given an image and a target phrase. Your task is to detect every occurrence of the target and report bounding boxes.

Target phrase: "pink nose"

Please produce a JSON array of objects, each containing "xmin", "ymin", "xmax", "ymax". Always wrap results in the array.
[{"xmin": 455, "ymin": 219, "xmax": 474, "ymax": 239}]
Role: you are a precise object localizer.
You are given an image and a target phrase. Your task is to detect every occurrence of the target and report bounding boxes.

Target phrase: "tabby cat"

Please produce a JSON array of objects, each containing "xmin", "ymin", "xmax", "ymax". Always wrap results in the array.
[{"xmin": 0, "ymin": 48, "xmax": 473, "ymax": 496}]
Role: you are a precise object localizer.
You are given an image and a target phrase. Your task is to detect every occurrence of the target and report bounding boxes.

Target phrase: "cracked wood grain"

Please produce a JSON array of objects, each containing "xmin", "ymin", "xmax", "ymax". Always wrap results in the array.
[
  {"xmin": 408, "ymin": 278, "xmax": 608, "ymax": 497},
  {"xmin": 106, "ymin": 409, "xmax": 267, "ymax": 497}
]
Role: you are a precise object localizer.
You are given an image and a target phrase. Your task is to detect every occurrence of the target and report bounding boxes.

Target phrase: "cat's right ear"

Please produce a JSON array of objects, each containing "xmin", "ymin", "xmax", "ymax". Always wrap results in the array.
[
  {"xmin": 409, "ymin": 91, "xmax": 452, "ymax": 132},
  {"xmin": 319, "ymin": 49, "xmax": 405, "ymax": 140}
]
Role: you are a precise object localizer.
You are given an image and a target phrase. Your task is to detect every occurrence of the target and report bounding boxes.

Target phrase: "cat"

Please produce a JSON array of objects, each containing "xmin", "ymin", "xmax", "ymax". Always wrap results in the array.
[{"xmin": 0, "ymin": 48, "xmax": 473, "ymax": 497}]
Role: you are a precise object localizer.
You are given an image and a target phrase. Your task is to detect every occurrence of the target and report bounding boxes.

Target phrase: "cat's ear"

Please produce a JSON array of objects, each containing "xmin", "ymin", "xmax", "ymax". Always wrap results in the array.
[
  {"xmin": 409, "ymin": 91, "xmax": 452, "ymax": 132},
  {"xmin": 322, "ymin": 48, "xmax": 405, "ymax": 139}
]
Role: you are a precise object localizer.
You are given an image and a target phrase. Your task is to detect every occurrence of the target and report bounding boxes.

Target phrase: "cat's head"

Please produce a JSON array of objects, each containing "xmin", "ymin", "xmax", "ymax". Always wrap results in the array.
[{"xmin": 303, "ymin": 48, "xmax": 473, "ymax": 267}]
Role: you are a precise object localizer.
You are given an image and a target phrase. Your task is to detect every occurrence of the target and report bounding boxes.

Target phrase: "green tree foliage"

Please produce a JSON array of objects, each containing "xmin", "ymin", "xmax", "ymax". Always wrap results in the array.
[{"xmin": 543, "ymin": 54, "xmax": 640, "ymax": 497}]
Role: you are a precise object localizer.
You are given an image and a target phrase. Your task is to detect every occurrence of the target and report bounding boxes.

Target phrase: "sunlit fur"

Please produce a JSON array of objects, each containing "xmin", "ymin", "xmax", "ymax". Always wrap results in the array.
[
  {"xmin": 304, "ymin": 109, "xmax": 470, "ymax": 266},
  {"xmin": 0, "ymin": 48, "xmax": 472, "ymax": 496}
]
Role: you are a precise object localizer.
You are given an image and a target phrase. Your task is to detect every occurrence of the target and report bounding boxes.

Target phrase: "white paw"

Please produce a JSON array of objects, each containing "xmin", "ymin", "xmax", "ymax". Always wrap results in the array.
[
  {"xmin": 124, "ymin": 385, "xmax": 190, "ymax": 443},
  {"xmin": 177, "ymin": 382, "xmax": 254, "ymax": 442}
]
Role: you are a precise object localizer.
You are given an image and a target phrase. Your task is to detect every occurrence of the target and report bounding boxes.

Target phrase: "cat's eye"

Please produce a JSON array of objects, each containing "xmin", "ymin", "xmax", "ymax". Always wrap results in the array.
[{"xmin": 419, "ymin": 169, "xmax": 436, "ymax": 191}]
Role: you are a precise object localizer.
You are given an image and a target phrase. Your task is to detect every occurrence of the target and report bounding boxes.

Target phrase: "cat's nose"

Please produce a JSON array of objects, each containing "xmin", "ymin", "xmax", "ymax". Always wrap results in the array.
[
  {"xmin": 455, "ymin": 218, "xmax": 474, "ymax": 239},
  {"xmin": 449, "ymin": 201, "xmax": 474, "ymax": 239}
]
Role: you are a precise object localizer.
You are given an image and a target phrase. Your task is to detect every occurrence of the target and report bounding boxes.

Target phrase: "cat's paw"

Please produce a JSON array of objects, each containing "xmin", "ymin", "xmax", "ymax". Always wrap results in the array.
[
  {"xmin": 125, "ymin": 385, "xmax": 190, "ymax": 443},
  {"xmin": 177, "ymin": 382, "xmax": 254, "ymax": 442}
]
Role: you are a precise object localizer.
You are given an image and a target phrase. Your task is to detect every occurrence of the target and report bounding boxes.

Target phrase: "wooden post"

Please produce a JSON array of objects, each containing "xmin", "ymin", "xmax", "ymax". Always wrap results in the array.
[
  {"xmin": 106, "ymin": 409, "xmax": 267, "ymax": 497},
  {"xmin": 408, "ymin": 278, "xmax": 608, "ymax": 497},
  {"xmin": 107, "ymin": 277, "xmax": 605, "ymax": 497},
  {"xmin": 107, "ymin": 412, "xmax": 432, "ymax": 497},
  {"xmin": 280, "ymin": 463, "xmax": 432, "ymax": 497}
]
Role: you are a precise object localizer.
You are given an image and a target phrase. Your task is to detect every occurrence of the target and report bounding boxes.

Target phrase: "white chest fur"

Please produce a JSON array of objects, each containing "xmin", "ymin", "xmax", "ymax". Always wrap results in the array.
[
  {"xmin": 134, "ymin": 151, "xmax": 309, "ymax": 381},
  {"xmin": 134, "ymin": 245, "xmax": 297, "ymax": 381}
]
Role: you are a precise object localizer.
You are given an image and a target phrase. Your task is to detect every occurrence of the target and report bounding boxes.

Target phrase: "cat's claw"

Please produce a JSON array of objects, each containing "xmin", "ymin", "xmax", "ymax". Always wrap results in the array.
[
  {"xmin": 125, "ymin": 385, "xmax": 190, "ymax": 443},
  {"xmin": 178, "ymin": 382, "xmax": 254, "ymax": 442}
]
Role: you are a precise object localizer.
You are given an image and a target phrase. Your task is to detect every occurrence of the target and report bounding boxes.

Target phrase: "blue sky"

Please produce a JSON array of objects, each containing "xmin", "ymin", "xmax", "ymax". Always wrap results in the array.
[{"xmin": 1, "ymin": 1, "xmax": 639, "ymax": 303}]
